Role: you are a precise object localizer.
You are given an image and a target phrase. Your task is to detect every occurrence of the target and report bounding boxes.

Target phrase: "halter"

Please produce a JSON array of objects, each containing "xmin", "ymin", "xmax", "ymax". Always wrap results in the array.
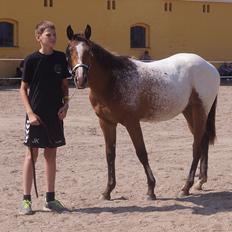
[
  {"xmin": 71, "ymin": 63, "xmax": 90, "ymax": 90},
  {"xmin": 72, "ymin": 63, "xmax": 89, "ymax": 74}
]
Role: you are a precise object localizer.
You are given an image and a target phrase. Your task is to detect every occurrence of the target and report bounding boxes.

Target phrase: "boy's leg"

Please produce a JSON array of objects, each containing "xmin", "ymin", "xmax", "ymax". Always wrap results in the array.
[
  {"xmin": 44, "ymin": 147, "xmax": 57, "ymax": 194},
  {"xmin": 20, "ymin": 147, "xmax": 39, "ymax": 215},
  {"xmin": 43, "ymin": 147, "xmax": 68, "ymax": 213}
]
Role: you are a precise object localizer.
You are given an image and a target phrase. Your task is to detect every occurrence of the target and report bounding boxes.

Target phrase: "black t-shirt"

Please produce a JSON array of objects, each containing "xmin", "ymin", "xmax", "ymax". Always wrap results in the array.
[{"xmin": 22, "ymin": 50, "xmax": 70, "ymax": 118}]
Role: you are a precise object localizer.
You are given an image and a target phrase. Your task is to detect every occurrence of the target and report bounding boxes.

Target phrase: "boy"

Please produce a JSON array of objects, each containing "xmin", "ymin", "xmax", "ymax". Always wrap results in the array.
[{"xmin": 19, "ymin": 21, "xmax": 71, "ymax": 215}]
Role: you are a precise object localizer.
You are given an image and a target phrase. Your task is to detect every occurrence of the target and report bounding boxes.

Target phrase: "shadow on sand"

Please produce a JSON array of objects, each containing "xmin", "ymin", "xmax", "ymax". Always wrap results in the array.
[
  {"xmin": 176, "ymin": 190, "xmax": 232, "ymax": 215},
  {"xmin": 70, "ymin": 191, "xmax": 232, "ymax": 216}
]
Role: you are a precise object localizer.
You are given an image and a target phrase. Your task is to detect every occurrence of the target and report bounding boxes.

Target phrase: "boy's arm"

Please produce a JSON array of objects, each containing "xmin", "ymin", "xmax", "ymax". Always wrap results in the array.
[
  {"xmin": 20, "ymin": 81, "xmax": 41, "ymax": 125},
  {"xmin": 62, "ymin": 78, "xmax": 69, "ymax": 105},
  {"xmin": 58, "ymin": 78, "xmax": 69, "ymax": 120}
]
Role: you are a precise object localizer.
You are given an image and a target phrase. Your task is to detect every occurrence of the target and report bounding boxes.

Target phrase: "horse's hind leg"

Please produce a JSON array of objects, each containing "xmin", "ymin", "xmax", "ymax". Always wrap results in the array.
[
  {"xmin": 99, "ymin": 118, "xmax": 117, "ymax": 200},
  {"xmin": 194, "ymin": 96, "xmax": 217, "ymax": 190},
  {"xmin": 180, "ymin": 95, "xmax": 207, "ymax": 196},
  {"xmin": 125, "ymin": 120, "xmax": 156, "ymax": 200},
  {"xmin": 194, "ymin": 132, "xmax": 209, "ymax": 190}
]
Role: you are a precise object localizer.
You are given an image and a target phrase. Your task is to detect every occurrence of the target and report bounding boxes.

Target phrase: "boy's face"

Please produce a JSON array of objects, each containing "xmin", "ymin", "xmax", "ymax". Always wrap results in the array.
[{"xmin": 36, "ymin": 28, "xmax": 56, "ymax": 49}]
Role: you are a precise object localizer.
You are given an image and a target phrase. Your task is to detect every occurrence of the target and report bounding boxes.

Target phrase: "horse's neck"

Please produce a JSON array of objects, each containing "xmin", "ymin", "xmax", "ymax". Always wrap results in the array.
[
  {"xmin": 88, "ymin": 43, "xmax": 131, "ymax": 97},
  {"xmin": 88, "ymin": 57, "xmax": 113, "ymax": 95},
  {"xmin": 89, "ymin": 44, "xmax": 115, "ymax": 94}
]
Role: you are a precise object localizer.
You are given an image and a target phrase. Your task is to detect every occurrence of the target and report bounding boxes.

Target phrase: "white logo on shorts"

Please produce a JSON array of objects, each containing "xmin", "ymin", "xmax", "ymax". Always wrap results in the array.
[
  {"xmin": 31, "ymin": 138, "xmax": 39, "ymax": 144},
  {"xmin": 55, "ymin": 140, "xmax": 62, "ymax": 144}
]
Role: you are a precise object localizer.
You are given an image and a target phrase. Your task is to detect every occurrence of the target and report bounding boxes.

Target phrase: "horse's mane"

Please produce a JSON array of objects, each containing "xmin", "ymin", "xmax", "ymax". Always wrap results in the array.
[
  {"xmin": 72, "ymin": 35, "xmax": 133, "ymax": 71},
  {"xmin": 90, "ymin": 42, "xmax": 133, "ymax": 71}
]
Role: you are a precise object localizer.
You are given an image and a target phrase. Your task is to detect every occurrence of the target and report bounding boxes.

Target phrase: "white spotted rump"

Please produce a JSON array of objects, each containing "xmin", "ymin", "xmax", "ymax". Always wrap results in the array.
[{"xmin": 114, "ymin": 53, "xmax": 220, "ymax": 122}]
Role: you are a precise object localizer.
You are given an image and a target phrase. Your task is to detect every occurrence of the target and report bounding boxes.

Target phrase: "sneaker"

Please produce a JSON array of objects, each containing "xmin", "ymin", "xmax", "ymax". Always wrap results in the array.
[
  {"xmin": 19, "ymin": 200, "xmax": 33, "ymax": 215},
  {"xmin": 43, "ymin": 199, "xmax": 69, "ymax": 213}
]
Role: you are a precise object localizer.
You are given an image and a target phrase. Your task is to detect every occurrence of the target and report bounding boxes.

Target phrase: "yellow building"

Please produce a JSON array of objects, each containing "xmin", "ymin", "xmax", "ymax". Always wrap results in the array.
[{"xmin": 1, "ymin": 0, "xmax": 232, "ymax": 77}]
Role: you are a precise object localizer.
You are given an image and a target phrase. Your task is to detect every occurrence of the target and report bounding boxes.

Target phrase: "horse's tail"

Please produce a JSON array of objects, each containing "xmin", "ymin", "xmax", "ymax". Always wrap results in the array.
[{"xmin": 206, "ymin": 96, "xmax": 217, "ymax": 145}]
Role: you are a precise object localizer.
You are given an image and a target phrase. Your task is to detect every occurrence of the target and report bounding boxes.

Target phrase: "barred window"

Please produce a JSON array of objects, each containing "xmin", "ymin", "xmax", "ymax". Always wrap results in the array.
[
  {"xmin": 107, "ymin": 0, "xmax": 116, "ymax": 10},
  {"xmin": 203, "ymin": 4, "xmax": 210, "ymax": 13},
  {"xmin": 44, "ymin": 0, "xmax": 53, "ymax": 7},
  {"xmin": 164, "ymin": 2, "xmax": 172, "ymax": 12}
]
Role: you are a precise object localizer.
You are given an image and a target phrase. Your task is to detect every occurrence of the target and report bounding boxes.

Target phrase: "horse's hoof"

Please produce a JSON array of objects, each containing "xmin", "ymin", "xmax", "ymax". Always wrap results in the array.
[
  {"xmin": 194, "ymin": 179, "xmax": 207, "ymax": 190},
  {"xmin": 117, "ymin": 196, "xmax": 128, "ymax": 200},
  {"xmin": 177, "ymin": 190, "xmax": 190, "ymax": 198},
  {"xmin": 99, "ymin": 194, "xmax": 111, "ymax": 201},
  {"xmin": 194, "ymin": 181, "xmax": 203, "ymax": 191},
  {"xmin": 147, "ymin": 194, "xmax": 156, "ymax": 200}
]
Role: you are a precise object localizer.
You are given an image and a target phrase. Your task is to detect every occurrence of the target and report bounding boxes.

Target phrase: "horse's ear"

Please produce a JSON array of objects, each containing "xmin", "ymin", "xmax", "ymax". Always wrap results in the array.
[
  {"xmin": 84, "ymin": 24, "xmax": 91, "ymax": 40},
  {"xmin": 66, "ymin": 25, "xmax": 74, "ymax": 40}
]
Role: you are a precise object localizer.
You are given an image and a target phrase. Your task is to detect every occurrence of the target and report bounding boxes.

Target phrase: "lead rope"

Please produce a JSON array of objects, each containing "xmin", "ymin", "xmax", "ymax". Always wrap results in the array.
[
  {"xmin": 30, "ymin": 147, "xmax": 39, "ymax": 198},
  {"xmin": 69, "ymin": 78, "xmax": 78, "ymax": 101}
]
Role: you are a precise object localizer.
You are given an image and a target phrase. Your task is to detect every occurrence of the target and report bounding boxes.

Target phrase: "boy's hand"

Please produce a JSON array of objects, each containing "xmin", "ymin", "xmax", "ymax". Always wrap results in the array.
[
  {"xmin": 28, "ymin": 112, "xmax": 41, "ymax": 126},
  {"xmin": 58, "ymin": 103, "xmax": 69, "ymax": 120}
]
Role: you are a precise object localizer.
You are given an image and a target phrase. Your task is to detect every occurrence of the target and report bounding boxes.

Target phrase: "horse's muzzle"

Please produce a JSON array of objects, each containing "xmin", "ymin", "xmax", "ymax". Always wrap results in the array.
[
  {"xmin": 75, "ymin": 75, "xmax": 88, "ymax": 89},
  {"xmin": 72, "ymin": 63, "xmax": 89, "ymax": 89}
]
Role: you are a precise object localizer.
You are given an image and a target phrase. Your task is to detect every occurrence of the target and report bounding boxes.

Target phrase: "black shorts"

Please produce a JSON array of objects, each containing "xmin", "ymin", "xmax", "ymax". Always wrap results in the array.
[{"xmin": 24, "ymin": 115, "xmax": 66, "ymax": 148}]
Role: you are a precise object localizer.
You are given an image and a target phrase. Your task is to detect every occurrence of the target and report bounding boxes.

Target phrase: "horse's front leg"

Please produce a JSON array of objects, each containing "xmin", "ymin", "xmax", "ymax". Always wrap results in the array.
[
  {"xmin": 125, "ymin": 120, "xmax": 156, "ymax": 200},
  {"xmin": 99, "ymin": 118, "xmax": 117, "ymax": 200}
]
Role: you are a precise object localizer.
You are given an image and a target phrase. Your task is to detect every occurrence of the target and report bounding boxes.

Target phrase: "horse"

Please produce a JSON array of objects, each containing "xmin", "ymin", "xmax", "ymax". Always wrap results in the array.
[{"xmin": 66, "ymin": 24, "xmax": 220, "ymax": 200}]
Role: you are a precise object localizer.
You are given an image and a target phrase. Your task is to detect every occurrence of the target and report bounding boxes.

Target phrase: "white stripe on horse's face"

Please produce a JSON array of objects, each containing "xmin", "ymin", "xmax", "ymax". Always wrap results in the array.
[{"xmin": 75, "ymin": 43, "xmax": 85, "ymax": 77}]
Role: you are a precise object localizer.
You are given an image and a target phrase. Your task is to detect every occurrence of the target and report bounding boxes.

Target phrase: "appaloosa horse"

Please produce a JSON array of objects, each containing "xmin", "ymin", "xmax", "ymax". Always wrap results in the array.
[{"xmin": 66, "ymin": 25, "xmax": 220, "ymax": 200}]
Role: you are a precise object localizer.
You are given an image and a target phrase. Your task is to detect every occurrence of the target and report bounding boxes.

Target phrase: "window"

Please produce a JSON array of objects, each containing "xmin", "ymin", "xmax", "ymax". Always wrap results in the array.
[
  {"xmin": 164, "ymin": 2, "xmax": 172, "ymax": 12},
  {"xmin": 203, "ymin": 4, "xmax": 210, "ymax": 13},
  {"xmin": 112, "ymin": 0, "xmax": 116, "ymax": 10},
  {"xmin": 164, "ymin": 3, "xmax": 168, "ymax": 11},
  {"xmin": 44, "ymin": 0, "xmax": 53, "ymax": 7},
  {"xmin": 130, "ymin": 25, "xmax": 147, "ymax": 48},
  {"xmin": 169, "ymin": 3, "xmax": 172, "ymax": 12},
  {"xmin": 107, "ymin": 0, "xmax": 116, "ymax": 10},
  {"xmin": 107, "ymin": 0, "xmax": 111, "ymax": 9},
  {"xmin": 0, "ymin": 22, "xmax": 14, "ymax": 47}
]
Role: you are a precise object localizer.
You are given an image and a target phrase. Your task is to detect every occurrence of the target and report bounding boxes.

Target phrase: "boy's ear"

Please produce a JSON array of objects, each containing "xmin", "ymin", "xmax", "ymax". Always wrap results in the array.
[
  {"xmin": 84, "ymin": 24, "xmax": 91, "ymax": 40},
  {"xmin": 35, "ymin": 35, "xmax": 40, "ymax": 42},
  {"xmin": 66, "ymin": 25, "xmax": 74, "ymax": 40}
]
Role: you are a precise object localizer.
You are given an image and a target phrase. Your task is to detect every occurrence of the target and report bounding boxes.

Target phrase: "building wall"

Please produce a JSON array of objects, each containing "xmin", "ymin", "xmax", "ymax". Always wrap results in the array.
[{"xmin": 0, "ymin": 0, "xmax": 232, "ymax": 77}]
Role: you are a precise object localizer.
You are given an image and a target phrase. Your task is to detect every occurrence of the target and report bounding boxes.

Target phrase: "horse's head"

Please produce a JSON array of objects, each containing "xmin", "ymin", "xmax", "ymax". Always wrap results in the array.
[{"xmin": 66, "ymin": 25, "xmax": 92, "ymax": 89}]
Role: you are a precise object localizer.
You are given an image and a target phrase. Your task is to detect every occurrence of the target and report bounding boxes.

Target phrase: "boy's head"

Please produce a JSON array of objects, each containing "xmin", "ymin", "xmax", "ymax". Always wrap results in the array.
[{"xmin": 35, "ymin": 21, "xmax": 56, "ymax": 49}]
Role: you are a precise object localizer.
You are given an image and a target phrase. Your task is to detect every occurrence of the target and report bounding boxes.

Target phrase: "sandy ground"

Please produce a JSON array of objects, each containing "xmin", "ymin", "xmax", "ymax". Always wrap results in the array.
[{"xmin": 0, "ymin": 85, "xmax": 232, "ymax": 232}]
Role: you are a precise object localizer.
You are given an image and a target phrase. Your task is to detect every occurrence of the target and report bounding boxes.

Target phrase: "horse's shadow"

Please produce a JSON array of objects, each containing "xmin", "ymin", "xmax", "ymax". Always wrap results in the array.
[
  {"xmin": 71, "ymin": 191, "xmax": 232, "ymax": 216},
  {"xmin": 71, "ymin": 203, "xmax": 187, "ymax": 215},
  {"xmin": 176, "ymin": 190, "xmax": 232, "ymax": 215}
]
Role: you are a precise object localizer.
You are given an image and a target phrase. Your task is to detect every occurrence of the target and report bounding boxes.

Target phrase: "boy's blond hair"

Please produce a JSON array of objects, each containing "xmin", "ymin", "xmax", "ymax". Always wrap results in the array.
[{"xmin": 35, "ymin": 20, "xmax": 55, "ymax": 37}]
